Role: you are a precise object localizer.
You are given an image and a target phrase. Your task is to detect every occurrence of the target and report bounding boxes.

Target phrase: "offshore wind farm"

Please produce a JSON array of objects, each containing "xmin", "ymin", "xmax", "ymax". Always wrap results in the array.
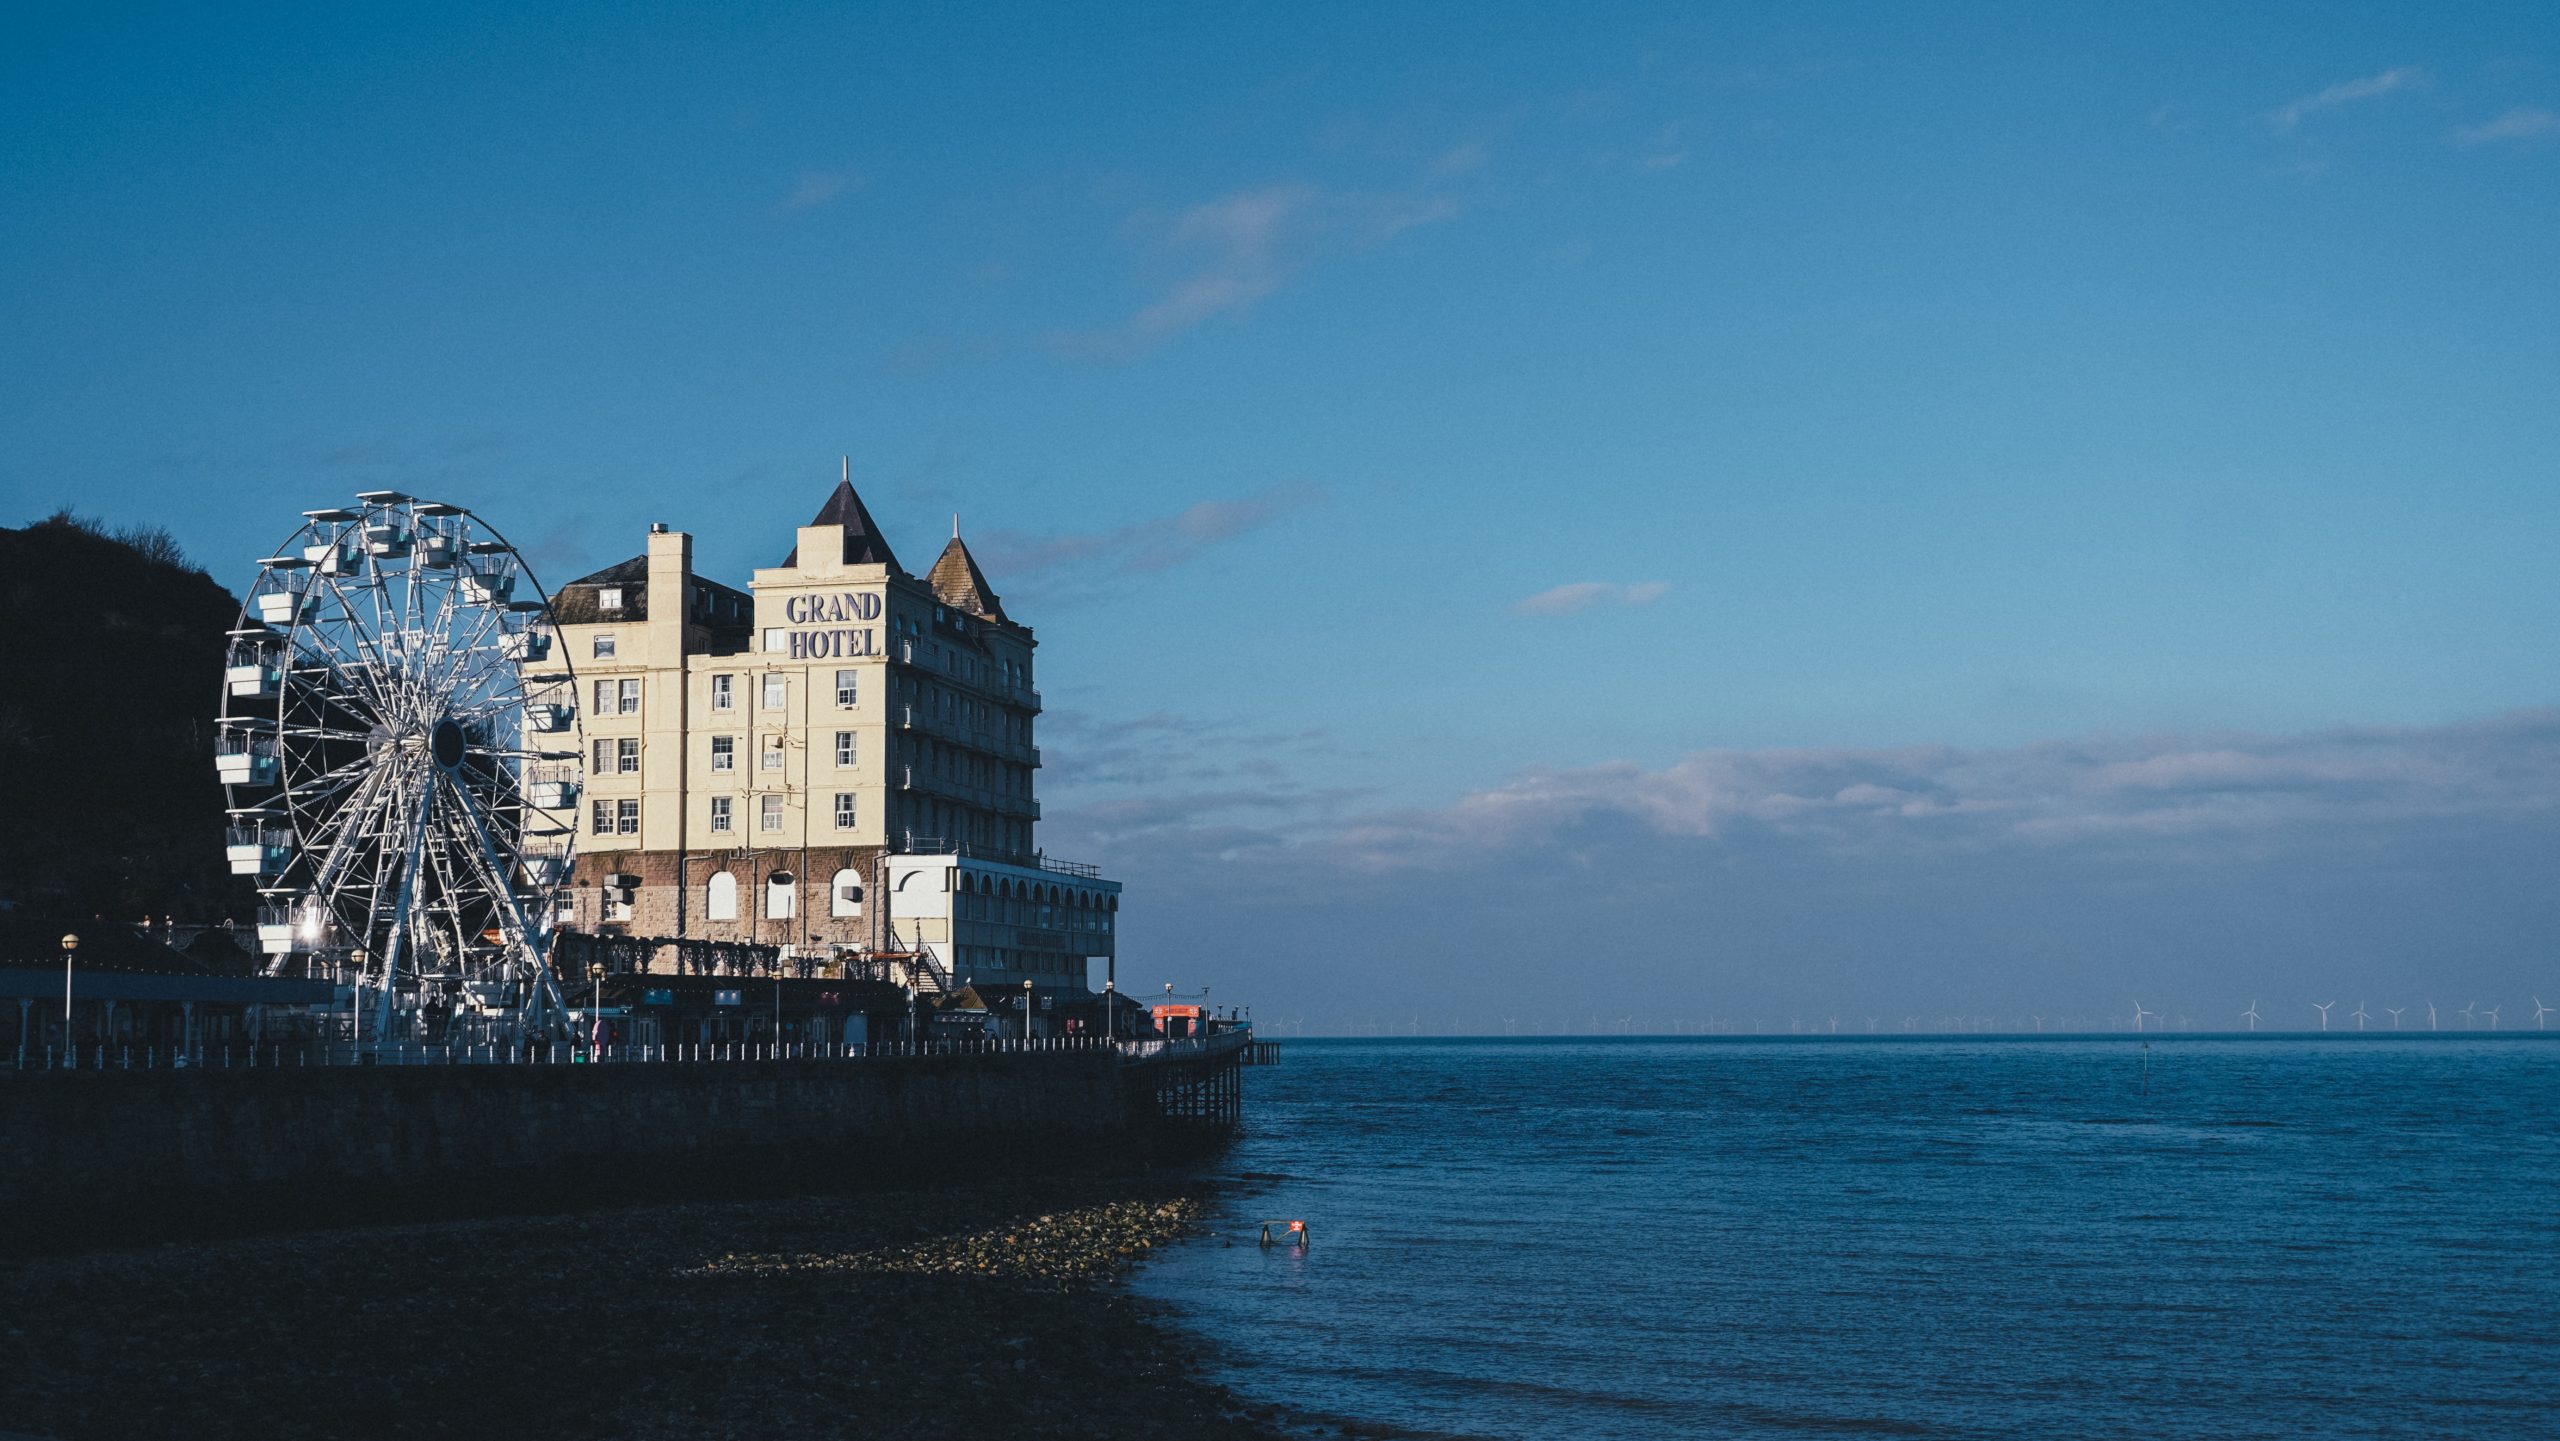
[{"xmin": 1278, "ymin": 995, "xmax": 2560, "ymax": 1037}]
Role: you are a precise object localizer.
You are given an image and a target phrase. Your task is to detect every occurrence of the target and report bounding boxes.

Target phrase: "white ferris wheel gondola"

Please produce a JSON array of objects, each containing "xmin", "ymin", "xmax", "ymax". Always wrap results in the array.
[{"xmin": 217, "ymin": 492, "xmax": 584, "ymax": 1045}]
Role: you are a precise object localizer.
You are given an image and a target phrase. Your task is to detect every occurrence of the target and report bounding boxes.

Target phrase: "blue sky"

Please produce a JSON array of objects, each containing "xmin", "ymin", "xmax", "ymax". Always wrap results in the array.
[{"xmin": 7, "ymin": 3, "xmax": 2559, "ymax": 1029}]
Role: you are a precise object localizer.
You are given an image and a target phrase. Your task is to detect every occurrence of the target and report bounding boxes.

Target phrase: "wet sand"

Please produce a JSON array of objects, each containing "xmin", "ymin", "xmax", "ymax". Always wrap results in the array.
[{"xmin": 0, "ymin": 1175, "xmax": 1306, "ymax": 1440}]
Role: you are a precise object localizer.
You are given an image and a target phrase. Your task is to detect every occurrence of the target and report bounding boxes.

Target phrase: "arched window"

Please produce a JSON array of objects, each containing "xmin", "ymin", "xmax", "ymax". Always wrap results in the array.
[
  {"xmin": 831, "ymin": 867, "xmax": 863, "ymax": 918},
  {"xmin": 766, "ymin": 872, "xmax": 796, "ymax": 919},
  {"xmin": 705, "ymin": 871, "xmax": 738, "ymax": 922}
]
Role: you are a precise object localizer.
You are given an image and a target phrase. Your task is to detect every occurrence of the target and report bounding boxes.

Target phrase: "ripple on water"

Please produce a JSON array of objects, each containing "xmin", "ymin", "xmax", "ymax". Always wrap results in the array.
[{"xmin": 1134, "ymin": 1037, "xmax": 2560, "ymax": 1441}]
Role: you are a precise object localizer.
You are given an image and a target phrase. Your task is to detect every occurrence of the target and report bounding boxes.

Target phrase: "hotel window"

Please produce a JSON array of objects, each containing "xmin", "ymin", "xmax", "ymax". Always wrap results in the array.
[
  {"xmin": 761, "ymin": 735, "xmax": 785, "ymax": 772},
  {"xmin": 618, "ymin": 679, "xmax": 642, "ymax": 716},
  {"xmin": 834, "ymin": 793, "xmax": 856, "ymax": 830},
  {"xmin": 593, "ymin": 634, "xmax": 616, "ymax": 660},
  {"xmin": 616, "ymin": 798, "xmax": 640, "ymax": 835},
  {"xmin": 598, "ymin": 587, "xmax": 623, "ymax": 612},
  {"xmin": 760, "ymin": 795, "xmax": 784, "ymax": 832},
  {"xmin": 762, "ymin": 674, "xmax": 788, "ymax": 710},
  {"xmin": 765, "ymin": 874, "xmax": 795, "ymax": 919},
  {"xmin": 710, "ymin": 735, "xmax": 734, "ymax": 772},
  {"xmin": 705, "ymin": 870, "xmax": 737, "ymax": 920},
  {"xmin": 711, "ymin": 674, "xmax": 734, "ymax": 711},
  {"xmin": 763, "ymin": 626, "xmax": 786, "ymax": 654},
  {"xmin": 590, "ymin": 800, "xmax": 610, "ymax": 835},
  {"xmin": 709, "ymin": 795, "xmax": 732, "ymax": 833},
  {"xmin": 616, "ymin": 737, "xmax": 639, "ymax": 774},
  {"xmin": 835, "ymin": 669, "xmax": 858, "ymax": 707},
  {"xmin": 592, "ymin": 739, "xmax": 613, "ymax": 773},
  {"xmin": 834, "ymin": 731, "xmax": 855, "ymax": 767},
  {"xmin": 593, "ymin": 679, "xmax": 612, "ymax": 715}
]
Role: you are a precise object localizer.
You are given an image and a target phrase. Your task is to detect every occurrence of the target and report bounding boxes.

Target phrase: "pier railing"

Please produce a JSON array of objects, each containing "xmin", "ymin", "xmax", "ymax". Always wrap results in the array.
[{"xmin": 7, "ymin": 1035, "xmax": 1137, "ymax": 1074}]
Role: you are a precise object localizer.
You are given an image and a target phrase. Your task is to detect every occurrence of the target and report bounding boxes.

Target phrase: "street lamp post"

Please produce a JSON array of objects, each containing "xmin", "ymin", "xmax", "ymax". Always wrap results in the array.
[
  {"xmin": 60, "ymin": 933, "xmax": 78, "ymax": 1050},
  {"xmin": 1102, "ymin": 978, "xmax": 1115, "ymax": 1045},
  {"xmin": 1024, "ymin": 977, "xmax": 1035, "ymax": 1044},
  {"xmin": 589, "ymin": 962, "xmax": 606, "ymax": 1058},
  {"xmin": 349, "ymin": 948, "xmax": 367, "ymax": 1050}
]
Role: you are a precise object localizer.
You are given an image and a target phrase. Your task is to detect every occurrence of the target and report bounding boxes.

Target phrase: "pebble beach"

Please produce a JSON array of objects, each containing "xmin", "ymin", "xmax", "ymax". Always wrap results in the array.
[{"xmin": 0, "ymin": 1176, "xmax": 1308, "ymax": 1441}]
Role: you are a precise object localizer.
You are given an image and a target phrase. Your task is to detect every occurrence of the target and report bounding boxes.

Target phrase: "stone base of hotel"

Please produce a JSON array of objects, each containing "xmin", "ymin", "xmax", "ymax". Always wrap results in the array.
[{"xmin": 566, "ymin": 843, "xmax": 886, "ymax": 947}]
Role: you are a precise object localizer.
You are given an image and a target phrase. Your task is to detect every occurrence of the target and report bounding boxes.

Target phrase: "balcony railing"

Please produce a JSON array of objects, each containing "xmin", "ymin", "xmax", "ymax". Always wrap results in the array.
[
  {"xmin": 897, "ymin": 704, "xmax": 1040, "ymax": 767},
  {"xmin": 898, "ymin": 766, "xmax": 1040, "ymax": 819},
  {"xmin": 891, "ymin": 644, "xmax": 1043, "ymax": 714}
]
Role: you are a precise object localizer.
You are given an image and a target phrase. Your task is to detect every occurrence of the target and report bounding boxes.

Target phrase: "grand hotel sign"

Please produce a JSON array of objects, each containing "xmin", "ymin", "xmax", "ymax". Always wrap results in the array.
[{"xmin": 778, "ymin": 590, "xmax": 880, "ymax": 660}]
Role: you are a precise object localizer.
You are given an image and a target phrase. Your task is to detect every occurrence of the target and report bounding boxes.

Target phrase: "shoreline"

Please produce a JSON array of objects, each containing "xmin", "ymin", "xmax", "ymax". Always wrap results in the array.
[{"xmin": 0, "ymin": 1173, "xmax": 1304, "ymax": 1440}]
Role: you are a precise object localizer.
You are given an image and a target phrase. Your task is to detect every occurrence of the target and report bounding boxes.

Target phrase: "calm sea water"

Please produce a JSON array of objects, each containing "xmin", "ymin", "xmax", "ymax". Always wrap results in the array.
[{"xmin": 1131, "ymin": 1036, "xmax": 2560, "ymax": 1440}]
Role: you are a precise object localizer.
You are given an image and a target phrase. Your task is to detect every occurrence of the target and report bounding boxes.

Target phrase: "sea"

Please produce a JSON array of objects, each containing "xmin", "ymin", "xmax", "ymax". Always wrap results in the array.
[{"xmin": 1129, "ymin": 1035, "xmax": 2560, "ymax": 1440}]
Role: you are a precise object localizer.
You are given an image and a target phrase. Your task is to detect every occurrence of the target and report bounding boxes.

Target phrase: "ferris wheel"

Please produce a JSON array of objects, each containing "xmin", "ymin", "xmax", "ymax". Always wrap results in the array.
[{"xmin": 216, "ymin": 491, "xmax": 583, "ymax": 1044}]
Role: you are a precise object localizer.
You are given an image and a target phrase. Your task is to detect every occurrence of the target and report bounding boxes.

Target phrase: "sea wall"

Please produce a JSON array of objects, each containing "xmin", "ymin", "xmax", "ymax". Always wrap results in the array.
[{"xmin": 0, "ymin": 1051, "xmax": 1135, "ymax": 1253}]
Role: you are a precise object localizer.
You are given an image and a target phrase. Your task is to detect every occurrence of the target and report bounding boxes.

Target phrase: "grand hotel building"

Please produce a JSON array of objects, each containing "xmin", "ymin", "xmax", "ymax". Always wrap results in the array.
[{"xmin": 550, "ymin": 475, "xmax": 1119, "ymax": 1001}]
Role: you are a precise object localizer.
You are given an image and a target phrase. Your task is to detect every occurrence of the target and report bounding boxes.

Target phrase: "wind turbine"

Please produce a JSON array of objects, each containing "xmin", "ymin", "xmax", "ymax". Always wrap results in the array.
[
  {"xmin": 2427, "ymin": 1001, "xmax": 2438, "ymax": 1031},
  {"xmin": 2031, "ymin": 1015, "xmax": 2046, "ymax": 1033},
  {"xmin": 2313, "ymin": 1001, "xmax": 2334, "ymax": 1031},
  {"xmin": 2482, "ymin": 1004, "xmax": 2501, "ymax": 1031},
  {"xmin": 2386, "ymin": 1007, "xmax": 2405, "ymax": 1030},
  {"xmin": 2534, "ymin": 998, "xmax": 2552, "ymax": 1031},
  {"xmin": 2131, "ymin": 1000, "xmax": 2157, "ymax": 1033},
  {"xmin": 2460, "ymin": 1002, "xmax": 2478, "ymax": 1028},
  {"xmin": 2352, "ymin": 1003, "xmax": 2370, "ymax": 1031},
  {"xmin": 2242, "ymin": 1001, "xmax": 2262, "ymax": 1032}
]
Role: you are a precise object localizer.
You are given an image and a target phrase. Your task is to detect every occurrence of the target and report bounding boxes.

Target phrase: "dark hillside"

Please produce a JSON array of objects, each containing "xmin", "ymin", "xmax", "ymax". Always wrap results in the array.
[{"xmin": 0, "ymin": 514, "xmax": 250, "ymax": 924}]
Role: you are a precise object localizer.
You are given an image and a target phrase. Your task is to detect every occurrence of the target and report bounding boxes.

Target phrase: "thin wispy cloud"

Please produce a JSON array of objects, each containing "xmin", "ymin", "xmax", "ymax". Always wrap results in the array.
[
  {"xmin": 1336, "ymin": 711, "xmax": 2560, "ymax": 866},
  {"xmin": 1128, "ymin": 184, "xmax": 1313, "ymax": 336},
  {"xmin": 970, "ymin": 485, "xmax": 1324, "ymax": 593},
  {"xmin": 1637, "ymin": 122, "xmax": 1690, "ymax": 171},
  {"xmin": 2271, "ymin": 67, "xmax": 2425, "ymax": 131},
  {"xmin": 2451, "ymin": 107, "xmax": 2560, "ymax": 146},
  {"xmin": 1055, "ymin": 171, "xmax": 1468, "ymax": 356},
  {"xmin": 776, "ymin": 168, "xmax": 861, "ymax": 213},
  {"xmin": 1514, "ymin": 580, "xmax": 1670, "ymax": 616},
  {"xmin": 1432, "ymin": 143, "xmax": 1490, "ymax": 177},
  {"xmin": 1044, "ymin": 711, "xmax": 2560, "ymax": 1028},
  {"xmin": 1055, "ymin": 709, "xmax": 2560, "ymax": 877}
]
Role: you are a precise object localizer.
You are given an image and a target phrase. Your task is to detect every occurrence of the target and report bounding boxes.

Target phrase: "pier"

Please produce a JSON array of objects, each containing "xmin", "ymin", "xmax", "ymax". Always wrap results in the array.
[
  {"xmin": 0, "ymin": 1035, "xmax": 1255, "ymax": 1254},
  {"xmin": 1118, "ymin": 1030, "xmax": 1251, "ymax": 1133}
]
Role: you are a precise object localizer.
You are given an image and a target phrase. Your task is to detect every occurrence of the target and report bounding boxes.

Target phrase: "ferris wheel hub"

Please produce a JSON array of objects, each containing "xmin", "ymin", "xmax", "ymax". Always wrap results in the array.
[{"xmin": 431, "ymin": 717, "xmax": 468, "ymax": 769}]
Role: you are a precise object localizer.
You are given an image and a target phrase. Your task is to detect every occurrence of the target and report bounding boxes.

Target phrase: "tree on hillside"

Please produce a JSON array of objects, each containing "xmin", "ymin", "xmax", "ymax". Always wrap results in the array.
[{"xmin": 0, "ymin": 514, "xmax": 249, "ymax": 925}]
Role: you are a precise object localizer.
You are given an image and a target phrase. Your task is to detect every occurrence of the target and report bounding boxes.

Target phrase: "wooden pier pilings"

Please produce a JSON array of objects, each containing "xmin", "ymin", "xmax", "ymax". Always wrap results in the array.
[{"xmin": 1119, "ymin": 1032, "xmax": 1249, "ymax": 1135}]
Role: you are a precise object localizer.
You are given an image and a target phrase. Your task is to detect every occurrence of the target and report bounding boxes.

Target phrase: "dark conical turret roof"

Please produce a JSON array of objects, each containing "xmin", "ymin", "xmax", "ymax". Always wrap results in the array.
[
  {"xmin": 782, "ymin": 475, "xmax": 902, "ymax": 571},
  {"xmin": 927, "ymin": 533, "xmax": 1007, "ymax": 622}
]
